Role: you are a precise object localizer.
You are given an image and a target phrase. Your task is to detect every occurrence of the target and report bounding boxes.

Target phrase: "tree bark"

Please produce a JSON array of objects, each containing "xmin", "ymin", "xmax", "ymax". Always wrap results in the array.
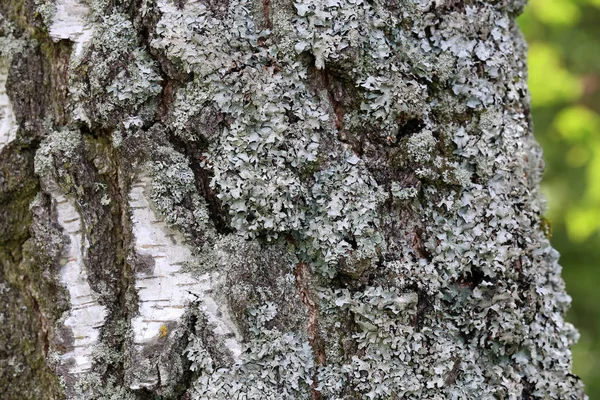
[{"xmin": 0, "ymin": 0, "xmax": 587, "ymax": 399}]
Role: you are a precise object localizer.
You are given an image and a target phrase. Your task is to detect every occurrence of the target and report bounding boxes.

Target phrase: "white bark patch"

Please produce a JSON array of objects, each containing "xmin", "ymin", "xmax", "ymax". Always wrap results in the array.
[
  {"xmin": 49, "ymin": 0, "xmax": 94, "ymax": 57},
  {"xmin": 54, "ymin": 193, "xmax": 107, "ymax": 375},
  {"xmin": 129, "ymin": 174, "xmax": 242, "ymax": 360},
  {"xmin": 0, "ymin": 58, "xmax": 17, "ymax": 150}
]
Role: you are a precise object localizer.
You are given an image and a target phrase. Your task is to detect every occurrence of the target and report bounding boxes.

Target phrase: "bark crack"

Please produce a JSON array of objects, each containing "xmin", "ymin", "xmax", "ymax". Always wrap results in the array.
[
  {"xmin": 24, "ymin": 273, "xmax": 51, "ymax": 356},
  {"xmin": 167, "ymin": 132, "xmax": 234, "ymax": 235},
  {"xmin": 263, "ymin": 0, "xmax": 272, "ymax": 29},
  {"xmin": 294, "ymin": 262, "xmax": 325, "ymax": 399}
]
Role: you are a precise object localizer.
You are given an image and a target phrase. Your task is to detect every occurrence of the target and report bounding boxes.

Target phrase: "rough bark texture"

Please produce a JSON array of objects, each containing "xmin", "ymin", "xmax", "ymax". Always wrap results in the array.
[{"xmin": 0, "ymin": 0, "xmax": 587, "ymax": 399}]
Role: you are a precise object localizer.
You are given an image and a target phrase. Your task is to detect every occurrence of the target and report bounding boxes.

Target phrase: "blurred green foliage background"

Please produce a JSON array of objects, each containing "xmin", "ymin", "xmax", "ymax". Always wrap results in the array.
[{"xmin": 518, "ymin": 0, "xmax": 600, "ymax": 396}]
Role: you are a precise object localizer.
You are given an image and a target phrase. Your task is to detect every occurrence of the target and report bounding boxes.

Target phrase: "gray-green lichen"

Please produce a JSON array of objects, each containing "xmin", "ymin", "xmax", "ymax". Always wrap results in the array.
[
  {"xmin": 150, "ymin": 144, "xmax": 213, "ymax": 238},
  {"xmin": 0, "ymin": 0, "xmax": 586, "ymax": 398},
  {"xmin": 34, "ymin": 0, "xmax": 56, "ymax": 27},
  {"xmin": 144, "ymin": 0, "xmax": 585, "ymax": 397},
  {"xmin": 34, "ymin": 128, "xmax": 82, "ymax": 179},
  {"xmin": 0, "ymin": 19, "xmax": 26, "ymax": 59},
  {"xmin": 71, "ymin": 13, "xmax": 162, "ymax": 130}
]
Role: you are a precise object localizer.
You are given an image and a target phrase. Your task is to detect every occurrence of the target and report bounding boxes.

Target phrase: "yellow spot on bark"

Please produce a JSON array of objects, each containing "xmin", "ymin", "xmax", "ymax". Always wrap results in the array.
[
  {"xmin": 541, "ymin": 216, "xmax": 553, "ymax": 238},
  {"xmin": 159, "ymin": 325, "xmax": 168, "ymax": 338}
]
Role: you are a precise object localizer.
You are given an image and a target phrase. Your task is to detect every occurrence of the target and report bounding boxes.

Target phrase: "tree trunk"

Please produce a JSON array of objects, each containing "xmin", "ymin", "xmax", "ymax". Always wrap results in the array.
[{"xmin": 0, "ymin": 0, "xmax": 587, "ymax": 399}]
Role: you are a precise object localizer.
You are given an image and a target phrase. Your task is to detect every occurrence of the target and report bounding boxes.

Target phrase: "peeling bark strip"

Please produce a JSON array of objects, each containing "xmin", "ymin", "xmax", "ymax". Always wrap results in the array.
[
  {"xmin": 130, "ymin": 174, "xmax": 201, "ymax": 345},
  {"xmin": 130, "ymin": 172, "xmax": 241, "ymax": 352},
  {"xmin": 128, "ymin": 172, "xmax": 241, "ymax": 389},
  {"xmin": 48, "ymin": 0, "xmax": 95, "ymax": 57},
  {"xmin": 0, "ymin": 58, "xmax": 16, "ymax": 150},
  {"xmin": 53, "ymin": 192, "xmax": 107, "ymax": 375},
  {"xmin": 0, "ymin": 0, "xmax": 588, "ymax": 398}
]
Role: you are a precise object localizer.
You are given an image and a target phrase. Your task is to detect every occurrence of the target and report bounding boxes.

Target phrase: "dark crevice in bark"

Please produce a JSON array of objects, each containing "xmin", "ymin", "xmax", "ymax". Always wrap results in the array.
[
  {"xmin": 321, "ymin": 73, "xmax": 360, "ymax": 151},
  {"xmin": 443, "ymin": 356, "xmax": 462, "ymax": 386},
  {"xmin": 133, "ymin": 0, "xmax": 193, "ymax": 83},
  {"xmin": 415, "ymin": 287, "xmax": 434, "ymax": 331},
  {"xmin": 175, "ymin": 311, "xmax": 202, "ymax": 398},
  {"xmin": 433, "ymin": 0, "xmax": 470, "ymax": 14},
  {"xmin": 411, "ymin": 226, "xmax": 432, "ymax": 262},
  {"xmin": 285, "ymin": 102, "xmax": 301, "ymax": 124},
  {"xmin": 101, "ymin": 149, "xmax": 138, "ymax": 386},
  {"xmin": 111, "ymin": 156, "xmax": 135, "ymax": 313},
  {"xmin": 459, "ymin": 266, "xmax": 486, "ymax": 289},
  {"xmin": 304, "ymin": 56, "xmax": 363, "ymax": 154},
  {"xmin": 520, "ymin": 377, "xmax": 535, "ymax": 400},
  {"xmin": 24, "ymin": 273, "xmax": 51, "ymax": 355},
  {"xmin": 132, "ymin": 4, "xmax": 234, "ymax": 237},
  {"xmin": 167, "ymin": 132, "xmax": 234, "ymax": 235},
  {"xmin": 396, "ymin": 115, "xmax": 425, "ymax": 140},
  {"xmin": 333, "ymin": 268, "xmax": 379, "ymax": 295},
  {"xmin": 155, "ymin": 363, "xmax": 162, "ymax": 389},
  {"xmin": 163, "ymin": 307, "xmax": 236, "ymax": 399}
]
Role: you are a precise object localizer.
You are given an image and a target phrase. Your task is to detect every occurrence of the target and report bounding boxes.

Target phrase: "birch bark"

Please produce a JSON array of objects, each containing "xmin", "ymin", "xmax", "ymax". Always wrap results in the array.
[{"xmin": 0, "ymin": 0, "xmax": 587, "ymax": 399}]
